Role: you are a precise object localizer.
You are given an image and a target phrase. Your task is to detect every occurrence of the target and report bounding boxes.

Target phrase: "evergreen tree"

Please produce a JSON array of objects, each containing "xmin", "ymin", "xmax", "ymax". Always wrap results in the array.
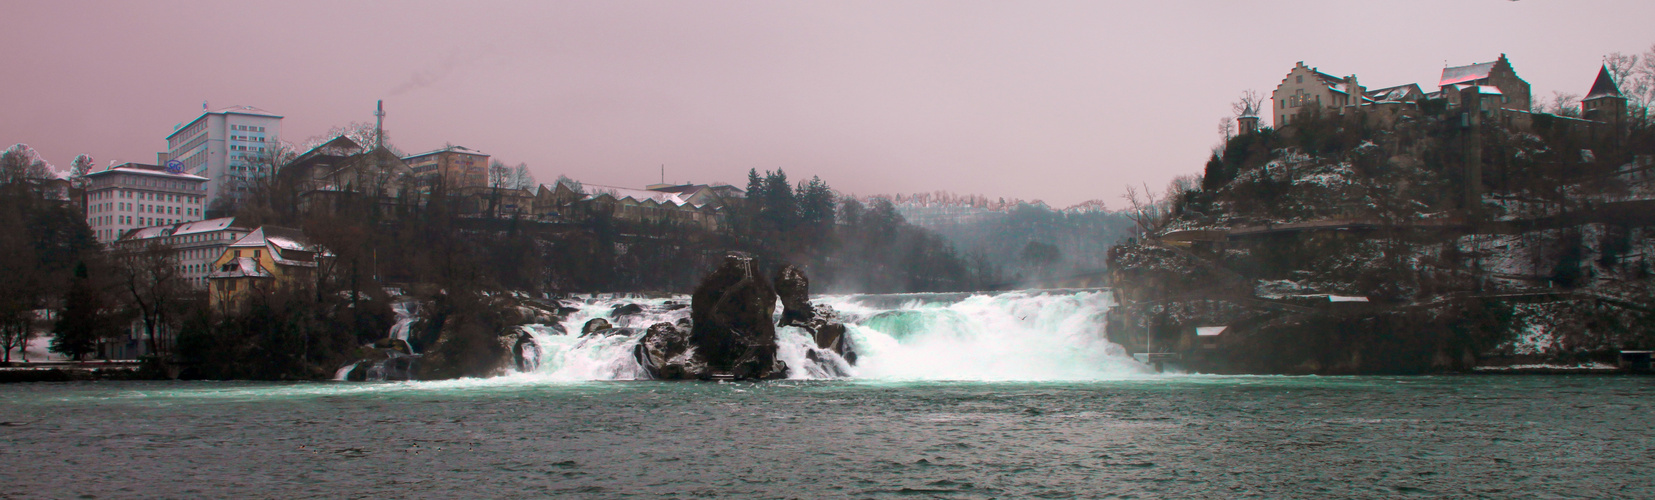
[
  {"xmin": 761, "ymin": 169, "xmax": 798, "ymax": 233},
  {"xmin": 796, "ymin": 176, "xmax": 835, "ymax": 228},
  {"xmin": 51, "ymin": 262, "xmax": 108, "ymax": 360},
  {"xmin": 68, "ymin": 154, "xmax": 95, "ymax": 192}
]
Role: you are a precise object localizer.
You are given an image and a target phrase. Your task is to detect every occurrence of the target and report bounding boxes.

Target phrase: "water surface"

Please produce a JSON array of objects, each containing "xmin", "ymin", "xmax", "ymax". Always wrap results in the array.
[{"xmin": 3, "ymin": 376, "xmax": 1650, "ymax": 498}]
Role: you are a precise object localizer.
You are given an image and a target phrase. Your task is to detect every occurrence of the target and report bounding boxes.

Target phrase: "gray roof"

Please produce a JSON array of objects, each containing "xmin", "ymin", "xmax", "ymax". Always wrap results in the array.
[{"xmin": 1585, "ymin": 65, "xmax": 1623, "ymax": 100}]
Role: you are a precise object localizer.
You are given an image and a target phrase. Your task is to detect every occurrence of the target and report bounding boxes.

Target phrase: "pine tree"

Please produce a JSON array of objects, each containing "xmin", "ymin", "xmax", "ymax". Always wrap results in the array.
[
  {"xmin": 52, "ymin": 262, "xmax": 107, "ymax": 360},
  {"xmin": 762, "ymin": 169, "xmax": 797, "ymax": 233}
]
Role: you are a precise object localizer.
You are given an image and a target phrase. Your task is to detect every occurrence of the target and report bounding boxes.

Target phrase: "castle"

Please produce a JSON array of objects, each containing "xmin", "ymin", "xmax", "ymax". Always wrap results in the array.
[{"xmin": 1259, "ymin": 54, "xmax": 1627, "ymax": 135}]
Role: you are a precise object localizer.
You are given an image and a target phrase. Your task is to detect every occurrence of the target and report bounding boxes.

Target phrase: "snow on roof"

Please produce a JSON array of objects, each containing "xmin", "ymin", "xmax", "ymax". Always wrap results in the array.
[
  {"xmin": 86, "ymin": 163, "xmax": 209, "ymax": 181},
  {"xmin": 167, "ymin": 106, "xmax": 282, "ymax": 139},
  {"xmin": 212, "ymin": 105, "xmax": 281, "ymax": 117},
  {"xmin": 262, "ymin": 227, "xmax": 313, "ymax": 252},
  {"xmin": 1439, "ymin": 61, "xmax": 1496, "ymax": 87},
  {"xmin": 119, "ymin": 217, "xmax": 248, "ymax": 242},
  {"xmin": 1365, "ymin": 84, "xmax": 1420, "ymax": 102},
  {"xmin": 228, "ymin": 227, "xmax": 267, "ymax": 248},
  {"xmin": 1196, "ymin": 326, "xmax": 1227, "ymax": 336},
  {"xmin": 208, "ymin": 257, "xmax": 271, "ymax": 279},
  {"xmin": 1476, "ymin": 85, "xmax": 1503, "ymax": 95},
  {"xmin": 172, "ymin": 217, "xmax": 245, "ymax": 236},
  {"xmin": 584, "ymin": 184, "xmax": 694, "ymax": 206},
  {"xmin": 1328, "ymin": 295, "xmax": 1370, "ymax": 303},
  {"xmin": 296, "ymin": 135, "xmax": 363, "ymax": 159},
  {"xmin": 229, "ymin": 226, "xmax": 318, "ymax": 253},
  {"xmin": 402, "ymin": 145, "xmax": 487, "ymax": 159}
]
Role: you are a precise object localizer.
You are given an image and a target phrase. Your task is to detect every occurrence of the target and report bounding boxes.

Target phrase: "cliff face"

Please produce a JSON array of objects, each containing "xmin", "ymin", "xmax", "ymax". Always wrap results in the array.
[{"xmin": 1110, "ymin": 106, "xmax": 1655, "ymax": 374}]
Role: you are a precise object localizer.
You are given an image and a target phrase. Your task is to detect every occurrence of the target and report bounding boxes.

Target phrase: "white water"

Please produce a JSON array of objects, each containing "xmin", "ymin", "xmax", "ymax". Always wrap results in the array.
[
  {"xmin": 389, "ymin": 301, "xmax": 417, "ymax": 354},
  {"xmin": 332, "ymin": 362, "xmax": 360, "ymax": 381},
  {"xmin": 520, "ymin": 289, "xmax": 1150, "ymax": 381}
]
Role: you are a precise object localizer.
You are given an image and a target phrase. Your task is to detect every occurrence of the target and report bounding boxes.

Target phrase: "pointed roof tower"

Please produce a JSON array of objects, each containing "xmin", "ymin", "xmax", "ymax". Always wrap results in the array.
[{"xmin": 1585, "ymin": 65, "xmax": 1623, "ymax": 100}]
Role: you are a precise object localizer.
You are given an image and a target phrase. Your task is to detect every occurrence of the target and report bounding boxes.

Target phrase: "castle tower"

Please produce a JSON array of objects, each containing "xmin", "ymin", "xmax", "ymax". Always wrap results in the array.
[
  {"xmin": 1237, "ymin": 101, "xmax": 1260, "ymax": 134},
  {"xmin": 1581, "ymin": 65, "xmax": 1627, "ymax": 132}
]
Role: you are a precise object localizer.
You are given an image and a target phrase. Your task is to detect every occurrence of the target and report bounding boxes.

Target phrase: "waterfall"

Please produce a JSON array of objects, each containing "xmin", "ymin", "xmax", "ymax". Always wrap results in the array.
[
  {"xmin": 519, "ymin": 289, "xmax": 1147, "ymax": 381},
  {"xmin": 828, "ymin": 290, "xmax": 1147, "ymax": 380},
  {"xmin": 336, "ymin": 300, "xmax": 422, "ymax": 382},
  {"xmin": 333, "ymin": 362, "xmax": 360, "ymax": 381},
  {"xmin": 389, "ymin": 301, "xmax": 417, "ymax": 354}
]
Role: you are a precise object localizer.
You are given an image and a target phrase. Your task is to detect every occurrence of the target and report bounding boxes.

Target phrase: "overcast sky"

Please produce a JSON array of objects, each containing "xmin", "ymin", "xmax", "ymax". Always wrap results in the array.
[{"xmin": 3, "ymin": 0, "xmax": 1651, "ymax": 207}]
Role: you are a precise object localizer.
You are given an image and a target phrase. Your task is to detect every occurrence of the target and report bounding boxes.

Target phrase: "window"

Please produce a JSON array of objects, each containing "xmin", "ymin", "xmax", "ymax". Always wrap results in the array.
[{"xmin": 1297, "ymin": 75, "xmax": 1303, "ymax": 83}]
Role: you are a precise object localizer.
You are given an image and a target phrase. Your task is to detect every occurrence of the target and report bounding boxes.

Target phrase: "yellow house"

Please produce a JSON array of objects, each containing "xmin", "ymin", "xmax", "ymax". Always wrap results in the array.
[{"xmin": 207, "ymin": 226, "xmax": 324, "ymax": 310}]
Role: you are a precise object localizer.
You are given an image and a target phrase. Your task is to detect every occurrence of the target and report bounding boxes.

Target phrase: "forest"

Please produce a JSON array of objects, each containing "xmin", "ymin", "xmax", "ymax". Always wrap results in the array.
[{"xmin": 0, "ymin": 141, "xmax": 1003, "ymax": 378}]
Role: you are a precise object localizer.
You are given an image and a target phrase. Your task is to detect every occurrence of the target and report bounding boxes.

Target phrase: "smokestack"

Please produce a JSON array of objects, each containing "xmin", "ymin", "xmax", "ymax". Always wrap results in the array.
[{"xmin": 374, "ymin": 99, "xmax": 386, "ymax": 150}]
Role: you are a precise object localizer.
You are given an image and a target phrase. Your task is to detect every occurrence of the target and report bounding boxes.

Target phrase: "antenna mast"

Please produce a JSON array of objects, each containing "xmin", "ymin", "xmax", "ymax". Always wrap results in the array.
[{"xmin": 374, "ymin": 100, "xmax": 386, "ymax": 150}]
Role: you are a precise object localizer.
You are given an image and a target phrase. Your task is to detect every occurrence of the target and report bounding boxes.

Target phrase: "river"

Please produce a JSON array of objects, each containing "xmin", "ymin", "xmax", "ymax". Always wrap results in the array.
[{"xmin": 1, "ymin": 290, "xmax": 1650, "ymax": 498}]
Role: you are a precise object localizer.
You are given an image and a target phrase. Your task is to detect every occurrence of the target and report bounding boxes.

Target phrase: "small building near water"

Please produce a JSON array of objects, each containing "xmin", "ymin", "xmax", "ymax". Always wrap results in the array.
[{"xmin": 207, "ymin": 226, "xmax": 327, "ymax": 311}]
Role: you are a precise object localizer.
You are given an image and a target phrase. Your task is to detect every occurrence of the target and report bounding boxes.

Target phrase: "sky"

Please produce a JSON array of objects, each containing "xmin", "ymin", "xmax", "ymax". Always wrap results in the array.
[{"xmin": 2, "ymin": 1, "xmax": 1652, "ymax": 208}]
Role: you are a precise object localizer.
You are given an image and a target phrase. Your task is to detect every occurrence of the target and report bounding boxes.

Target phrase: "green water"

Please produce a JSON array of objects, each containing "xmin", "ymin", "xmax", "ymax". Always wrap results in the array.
[{"xmin": 1, "ymin": 376, "xmax": 1651, "ymax": 498}]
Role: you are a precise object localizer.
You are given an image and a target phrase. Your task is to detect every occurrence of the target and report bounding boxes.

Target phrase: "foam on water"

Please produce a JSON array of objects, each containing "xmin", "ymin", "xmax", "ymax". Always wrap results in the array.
[
  {"xmin": 519, "ymin": 289, "xmax": 1148, "ymax": 381},
  {"xmin": 824, "ymin": 290, "xmax": 1150, "ymax": 381}
]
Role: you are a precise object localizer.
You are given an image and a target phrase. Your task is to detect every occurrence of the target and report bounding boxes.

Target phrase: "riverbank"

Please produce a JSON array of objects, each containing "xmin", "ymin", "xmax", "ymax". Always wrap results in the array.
[{"xmin": 0, "ymin": 362, "xmax": 153, "ymax": 383}]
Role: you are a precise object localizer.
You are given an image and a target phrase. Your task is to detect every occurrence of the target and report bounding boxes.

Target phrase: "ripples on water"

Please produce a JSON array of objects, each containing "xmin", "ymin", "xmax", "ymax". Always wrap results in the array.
[
  {"xmin": 2, "ymin": 376, "xmax": 1652, "ymax": 498},
  {"xmin": 4, "ymin": 291, "xmax": 1651, "ymax": 497}
]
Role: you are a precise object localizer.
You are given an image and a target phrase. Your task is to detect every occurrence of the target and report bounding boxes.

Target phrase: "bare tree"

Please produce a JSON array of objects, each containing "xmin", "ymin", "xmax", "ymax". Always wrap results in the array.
[
  {"xmin": 510, "ymin": 163, "xmax": 536, "ymax": 190},
  {"xmin": 1217, "ymin": 117, "xmax": 1236, "ymax": 143},
  {"xmin": 1164, "ymin": 174, "xmax": 1202, "ymax": 199},
  {"xmin": 1606, "ymin": 45, "xmax": 1655, "ymax": 120},
  {"xmin": 300, "ymin": 122, "xmax": 402, "ymax": 156},
  {"xmin": 0, "ymin": 227, "xmax": 42, "ymax": 362},
  {"xmin": 1541, "ymin": 91, "xmax": 1582, "ymax": 117},
  {"xmin": 1231, "ymin": 90, "xmax": 1267, "ymax": 119},
  {"xmin": 214, "ymin": 141, "xmax": 300, "ymax": 222},
  {"xmin": 114, "ymin": 241, "xmax": 186, "ymax": 359},
  {"xmin": 555, "ymin": 174, "xmax": 584, "ymax": 195},
  {"xmin": 1121, "ymin": 183, "xmax": 1166, "ymax": 236}
]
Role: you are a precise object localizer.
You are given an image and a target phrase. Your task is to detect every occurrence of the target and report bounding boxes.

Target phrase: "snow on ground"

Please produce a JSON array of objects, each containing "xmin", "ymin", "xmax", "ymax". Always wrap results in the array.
[
  {"xmin": 1471, "ymin": 362, "xmax": 1617, "ymax": 371},
  {"xmin": 1293, "ymin": 161, "xmax": 1355, "ymax": 189},
  {"xmin": 1495, "ymin": 308, "xmax": 1562, "ymax": 356},
  {"xmin": 5, "ymin": 335, "xmax": 72, "ymax": 363}
]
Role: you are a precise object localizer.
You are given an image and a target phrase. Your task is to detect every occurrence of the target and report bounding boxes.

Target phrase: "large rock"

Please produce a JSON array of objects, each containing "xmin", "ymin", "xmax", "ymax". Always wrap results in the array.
[
  {"xmin": 774, "ymin": 263, "xmax": 813, "ymax": 327},
  {"xmin": 611, "ymin": 303, "xmax": 644, "ymax": 318},
  {"xmin": 512, "ymin": 330, "xmax": 541, "ymax": 372},
  {"xmin": 690, "ymin": 253, "xmax": 786, "ymax": 380},
  {"xmin": 805, "ymin": 304, "xmax": 857, "ymax": 365},
  {"xmin": 581, "ymin": 318, "xmax": 613, "ymax": 336},
  {"xmin": 634, "ymin": 322, "xmax": 707, "ymax": 380}
]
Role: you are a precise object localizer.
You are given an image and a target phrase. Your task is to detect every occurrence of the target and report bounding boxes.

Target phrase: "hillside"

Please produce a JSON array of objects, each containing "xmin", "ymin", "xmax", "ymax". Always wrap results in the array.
[{"xmin": 1107, "ymin": 102, "xmax": 1655, "ymax": 374}]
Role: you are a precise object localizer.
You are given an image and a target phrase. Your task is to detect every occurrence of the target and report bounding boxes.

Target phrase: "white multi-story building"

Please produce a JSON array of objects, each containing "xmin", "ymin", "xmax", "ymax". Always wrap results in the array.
[
  {"xmin": 114, "ymin": 217, "xmax": 254, "ymax": 289},
  {"xmin": 83, "ymin": 163, "xmax": 209, "ymax": 244},
  {"xmin": 164, "ymin": 105, "xmax": 283, "ymax": 204}
]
